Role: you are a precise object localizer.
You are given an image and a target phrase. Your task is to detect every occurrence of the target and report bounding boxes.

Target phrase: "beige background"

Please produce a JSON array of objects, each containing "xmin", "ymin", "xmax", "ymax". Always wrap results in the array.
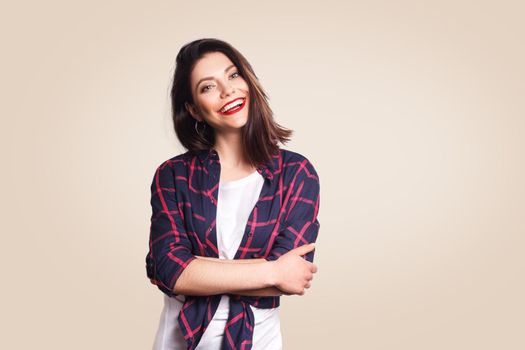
[{"xmin": 2, "ymin": 0, "xmax": 524, "ymax": 349}]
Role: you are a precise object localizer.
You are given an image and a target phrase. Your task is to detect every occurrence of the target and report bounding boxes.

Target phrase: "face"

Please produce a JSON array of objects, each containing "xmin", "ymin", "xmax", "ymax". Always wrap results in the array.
[{"xmin": 186, "ymin": 51, "xmax": 250, "ymax": 133}]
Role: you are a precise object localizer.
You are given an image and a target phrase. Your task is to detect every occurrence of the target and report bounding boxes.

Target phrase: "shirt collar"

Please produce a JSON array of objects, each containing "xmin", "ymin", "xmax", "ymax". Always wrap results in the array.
[{"xmin": 196, "ymin": 148, "xmax": 276, "ymax": 182}]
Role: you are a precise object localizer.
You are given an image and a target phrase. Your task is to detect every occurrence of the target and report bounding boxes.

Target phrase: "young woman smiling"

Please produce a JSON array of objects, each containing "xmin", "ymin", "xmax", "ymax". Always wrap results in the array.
[{"xmin": 146, "ymin": 38, "xmax": 321, "ymax": 350}]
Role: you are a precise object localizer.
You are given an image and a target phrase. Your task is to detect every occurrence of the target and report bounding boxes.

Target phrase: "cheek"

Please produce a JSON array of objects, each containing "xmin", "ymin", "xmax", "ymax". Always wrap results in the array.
[
  {"xmin": 240, "ymin": 79, "xmax": 250, "ymax": 91},
  {"xmin": 197, "ymin": 96, "xmax": 217, "ymax": 112},
  {"xmin": 237, "ymin": 87, "xmax": 250, "ymax": 100}
]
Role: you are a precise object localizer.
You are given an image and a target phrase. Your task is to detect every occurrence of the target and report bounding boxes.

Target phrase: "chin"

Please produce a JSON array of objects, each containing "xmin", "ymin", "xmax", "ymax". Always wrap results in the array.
[
  {"xmin": 220, "ymin": 111, "xmax": 249, "ymax": 127},
  {"xmin": 231, "ymin": 118, "xmax": 249, "ymax": 129}
]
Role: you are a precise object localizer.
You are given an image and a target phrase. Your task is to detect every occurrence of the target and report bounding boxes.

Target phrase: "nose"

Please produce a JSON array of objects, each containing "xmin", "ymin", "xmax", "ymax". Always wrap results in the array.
[{"xmin": 220, "ymin": 81, "xmax": 235, "ymax": 98}]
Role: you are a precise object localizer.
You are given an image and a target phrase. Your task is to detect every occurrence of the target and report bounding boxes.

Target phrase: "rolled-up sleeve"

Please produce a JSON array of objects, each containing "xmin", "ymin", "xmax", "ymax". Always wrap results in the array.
[
  {"xmin": 265, "ymin": 158, "xmax": 321, "ymax": 263},
  {"xmin": 145, "ymin": 160, "xmax": 196, "ymax": 297}
]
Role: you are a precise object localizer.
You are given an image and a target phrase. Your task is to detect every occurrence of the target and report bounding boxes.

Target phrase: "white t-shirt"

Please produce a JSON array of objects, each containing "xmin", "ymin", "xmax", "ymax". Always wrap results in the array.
[{"xmin": 152, "ymin": 170, "xmax": 282, "ymax": 350}]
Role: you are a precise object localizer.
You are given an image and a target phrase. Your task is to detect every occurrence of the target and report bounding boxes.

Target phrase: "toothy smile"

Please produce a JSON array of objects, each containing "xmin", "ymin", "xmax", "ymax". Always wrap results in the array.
[{"xmin": 219, "ymin": 98, "xmax": 246, "ymax": 113}]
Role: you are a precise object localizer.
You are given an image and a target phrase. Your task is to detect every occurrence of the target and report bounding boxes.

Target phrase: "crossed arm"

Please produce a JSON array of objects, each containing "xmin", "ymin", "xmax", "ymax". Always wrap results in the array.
[
  {"xmin": 182, "ymin": 256, "xmax": 284, "ymax": 297},
  {"xmin": 147, "ymin": 157, "xmax": 320, "ymax": 299}
]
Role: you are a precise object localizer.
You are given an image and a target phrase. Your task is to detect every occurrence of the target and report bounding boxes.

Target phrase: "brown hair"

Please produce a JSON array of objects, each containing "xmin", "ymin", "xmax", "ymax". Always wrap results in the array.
[{"xmin": 170, "ymin": 38, "xmax": 293, "ymax": 168}]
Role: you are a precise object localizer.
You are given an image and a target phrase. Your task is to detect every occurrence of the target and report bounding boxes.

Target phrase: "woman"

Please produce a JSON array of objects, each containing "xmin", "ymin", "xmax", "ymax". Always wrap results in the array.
[{"xmin": 146, "ymin": 38, "xmax": 321, "ymax": 350}]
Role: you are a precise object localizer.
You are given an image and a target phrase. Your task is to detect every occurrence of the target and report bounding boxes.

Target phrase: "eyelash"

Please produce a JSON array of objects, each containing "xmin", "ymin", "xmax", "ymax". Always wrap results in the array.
[{"xmin": 201, "ymin": 72, "xmax": 240, "ymax": 93}]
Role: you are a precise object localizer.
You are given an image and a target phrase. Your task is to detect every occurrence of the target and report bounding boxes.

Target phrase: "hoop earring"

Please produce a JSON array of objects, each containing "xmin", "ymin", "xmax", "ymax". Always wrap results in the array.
[{"xmin": 195, "ymin": 120, "xmax": 207, "ymax": 137}]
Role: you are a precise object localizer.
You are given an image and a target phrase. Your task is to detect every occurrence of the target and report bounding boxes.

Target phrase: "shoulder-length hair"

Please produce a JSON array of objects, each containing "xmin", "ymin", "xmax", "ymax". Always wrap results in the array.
[{"xmin": 170, "ymin": 38, "xmax": 293, "ymax": 168}]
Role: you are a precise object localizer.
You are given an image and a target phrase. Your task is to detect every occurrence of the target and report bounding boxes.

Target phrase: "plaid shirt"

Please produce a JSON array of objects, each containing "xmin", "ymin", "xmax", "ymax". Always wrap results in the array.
[{"xmin": 146, "ymin": 147, "xmax": 321, "ymax": 350}]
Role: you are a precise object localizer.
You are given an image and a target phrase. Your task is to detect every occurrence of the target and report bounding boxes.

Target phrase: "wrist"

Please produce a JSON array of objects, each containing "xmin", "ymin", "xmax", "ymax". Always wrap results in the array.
[{"xmin": 264, "ymin": 261, "xmax": 279, "ymax": 288}]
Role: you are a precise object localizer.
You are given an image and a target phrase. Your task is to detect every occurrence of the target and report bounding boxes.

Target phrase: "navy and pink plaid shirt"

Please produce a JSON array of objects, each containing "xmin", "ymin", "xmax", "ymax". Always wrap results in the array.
[{"xmin": 145, "ymin": 147, "xmax": 320, "ymax": 350}]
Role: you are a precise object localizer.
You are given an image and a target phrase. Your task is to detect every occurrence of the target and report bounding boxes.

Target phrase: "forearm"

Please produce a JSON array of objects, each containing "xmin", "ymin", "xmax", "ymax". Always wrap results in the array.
[
  {"xmin": 174, "ymin": 256, "xmax": 277, "ymax": 296},
  {"xmin": 192, "ymin": 256, "xmax": 283, "ymax": 296},
  {"xmin": 195, "ymin": 256, "xmax": 267, "ymax": 264}
]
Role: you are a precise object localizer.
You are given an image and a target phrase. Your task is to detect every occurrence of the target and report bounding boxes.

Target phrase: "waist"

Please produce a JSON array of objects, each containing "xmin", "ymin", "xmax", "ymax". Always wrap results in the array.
[{"xmin": 214, "ymin": 295, "xmax": 280, "ymax": 324}]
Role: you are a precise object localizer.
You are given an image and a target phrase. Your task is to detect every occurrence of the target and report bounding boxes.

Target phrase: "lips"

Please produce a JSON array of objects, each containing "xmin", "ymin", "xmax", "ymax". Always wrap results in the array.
[
  {"xmin": 219, "ymin": 97, "xmax": 244, "ymax": 111},
  {"xmin": 219, "ymin": 97, "xmax": 246, "ymax": 115}
]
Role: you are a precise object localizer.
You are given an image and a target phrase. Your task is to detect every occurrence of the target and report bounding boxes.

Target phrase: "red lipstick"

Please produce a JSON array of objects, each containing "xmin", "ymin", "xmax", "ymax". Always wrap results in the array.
[{"xmin": 219, "ymin": 97, "xmax": 246, "ymax": 115}]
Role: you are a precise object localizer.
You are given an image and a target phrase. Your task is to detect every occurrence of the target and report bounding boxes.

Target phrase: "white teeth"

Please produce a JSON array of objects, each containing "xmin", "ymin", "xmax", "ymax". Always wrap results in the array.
[{"xmin": 221, "ymin": 99, "xmax": 244, "ymax": 112}]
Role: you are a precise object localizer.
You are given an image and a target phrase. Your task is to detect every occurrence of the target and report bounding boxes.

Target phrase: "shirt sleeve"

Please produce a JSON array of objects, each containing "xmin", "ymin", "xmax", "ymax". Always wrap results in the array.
[
  {"xmin": 265, "ymin": 158, "xmax": 321, "ymax": 263},
  {"xmin": 145, "ymin": 160, "xmax": 197, "ymax": 297}
]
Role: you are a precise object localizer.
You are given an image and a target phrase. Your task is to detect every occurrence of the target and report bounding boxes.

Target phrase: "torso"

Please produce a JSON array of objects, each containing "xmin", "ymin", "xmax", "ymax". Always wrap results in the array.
[
  {"xmin": 152, "ymin": 167, "xmax": 282, "ymax": 350},
  {"xmin": 220, "ymin": 165, "xmax": 258, "ymax": 182}
]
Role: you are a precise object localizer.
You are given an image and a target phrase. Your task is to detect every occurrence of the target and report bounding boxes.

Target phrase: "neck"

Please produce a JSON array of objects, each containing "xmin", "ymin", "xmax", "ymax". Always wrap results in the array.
[{"xmin": 213, "ymin": 132, "xmax": 253, "ymax": 171}]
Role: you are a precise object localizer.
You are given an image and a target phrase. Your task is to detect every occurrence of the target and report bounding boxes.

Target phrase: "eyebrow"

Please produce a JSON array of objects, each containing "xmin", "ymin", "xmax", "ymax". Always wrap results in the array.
[{"xmin": 195, "ymin": 64, "xmax": 236, "ymax": 91}]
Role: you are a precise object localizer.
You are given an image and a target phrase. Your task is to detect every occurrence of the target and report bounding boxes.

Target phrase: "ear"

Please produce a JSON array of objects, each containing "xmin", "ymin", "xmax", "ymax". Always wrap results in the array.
[{"xmin": 185, "ymin": 102, "xmax": 202, "ymax": 122}]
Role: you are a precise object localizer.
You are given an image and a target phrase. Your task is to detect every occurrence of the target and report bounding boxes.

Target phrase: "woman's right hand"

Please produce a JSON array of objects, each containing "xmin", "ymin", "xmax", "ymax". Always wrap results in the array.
[{"xmin": 272, "ymin": 243, "xmax": 318, "ymax": 295}]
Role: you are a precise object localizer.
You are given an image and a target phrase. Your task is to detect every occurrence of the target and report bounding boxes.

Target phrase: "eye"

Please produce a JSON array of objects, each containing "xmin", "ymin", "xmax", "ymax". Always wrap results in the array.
[
  {"xmin": 201, "ymin": 84, "xmax": 214, "ymax": 93},
  {"xmin": 200, "ymin": 72, "xmax": 240, "ymax": 93}
]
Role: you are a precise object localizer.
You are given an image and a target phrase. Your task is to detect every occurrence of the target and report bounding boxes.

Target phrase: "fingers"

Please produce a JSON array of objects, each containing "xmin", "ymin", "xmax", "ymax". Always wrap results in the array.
[{"xmin": 293, "ymin": 243, "xmax": 315, "ymax": 256}]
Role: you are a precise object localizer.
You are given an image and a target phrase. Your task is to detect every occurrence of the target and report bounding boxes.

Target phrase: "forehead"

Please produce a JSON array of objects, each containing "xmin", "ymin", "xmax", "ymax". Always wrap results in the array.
[{"xmin": 190, "ymin": 52, "xmax": 235, "ymax": 85}]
